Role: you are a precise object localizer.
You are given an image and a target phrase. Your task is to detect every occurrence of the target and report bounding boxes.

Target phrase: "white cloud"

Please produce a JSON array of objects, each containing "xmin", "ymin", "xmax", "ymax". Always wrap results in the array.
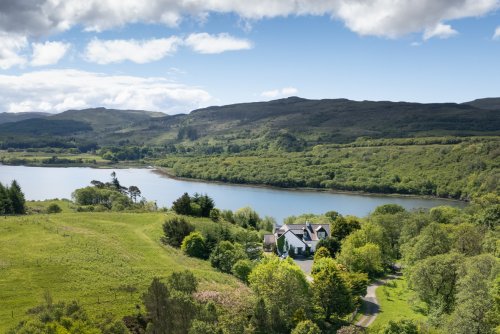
[
  {"xmin": 0, "ymin": 33, "xmax": 27, "ymax": 69},
  {"xmin": 494, "ymin": 26, "xmax": 500, "ymax": 39},
  {"xmin": 185, "ymin": 33, "xmax": 253, "ymax": 54},
  {"xmin": 84, "ymin": 37, "xmax": 181, "ymax": 64},
  {"xmin": 31, "ymin": 41, "xmax": 70, "ymax": 66},
  {"xmin": 261, "ymin": 87, "xmax": 298, "ymax": 99},
  {"xmin": 423, "ymin": 23, "xmax": 458, "ymax": 40},
  {"xmin": 0, "ymin": 69, "xmax": 212, "ymax": 114},
  {"xmin": 0, "ymin": 0, "xmax": 498, "ymax": 40}
]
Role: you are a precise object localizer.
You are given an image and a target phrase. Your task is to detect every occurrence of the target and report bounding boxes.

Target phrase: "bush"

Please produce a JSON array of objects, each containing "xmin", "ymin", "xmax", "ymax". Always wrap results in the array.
[
  {"xmin": 382, "ymin": 319, "xmax": 418, "ymax": 334},
  {"xmin": 314, "ymin": 247, "xmax": 331, "ymax": 261},
  {"xmin": 231, "ymin": 259, "xmax": 254, "ymax": 283},
  {"xmin": 291, "ymin": 320, "xmax": 321, "ymax": 334},
  {"xmin": 46, "ymin": 203, "xmax": 62, "ymax": 214},
  {"xmin": 181, "ymin": 232, "xmax": 208, "ymax": 259},
  {"xmin": 162, "ymin": 216, "xmax": 195, "ymax": 248},
  {"xmin": 209, "ymin": 241, "xmax": 247, "ymax": 273}
]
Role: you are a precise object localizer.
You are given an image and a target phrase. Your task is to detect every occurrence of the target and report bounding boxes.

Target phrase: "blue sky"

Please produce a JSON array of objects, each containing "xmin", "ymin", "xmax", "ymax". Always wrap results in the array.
[{"xmin": 0, "ymin": 1, "xmax": 499, "ymax": 114}]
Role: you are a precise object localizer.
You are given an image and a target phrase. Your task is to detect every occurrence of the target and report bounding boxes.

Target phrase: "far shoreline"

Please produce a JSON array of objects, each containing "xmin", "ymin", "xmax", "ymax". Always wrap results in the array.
[
  {"xmin": 152, "ymin": 167, "xmax": 467, "ymax": 205},
  {"xmin": 0, "ymin": 162, "xmax": 468, "ymax": 205}
]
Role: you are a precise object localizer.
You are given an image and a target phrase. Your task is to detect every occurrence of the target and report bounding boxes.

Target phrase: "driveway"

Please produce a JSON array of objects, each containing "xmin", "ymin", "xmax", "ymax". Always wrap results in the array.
[
  {"xmin": 355, "ymin": 274, "xmax": 398, "ymax": 327},
  {"xmin": 293, "ymin": 257, "xmax": 314, "ymax": 282}
]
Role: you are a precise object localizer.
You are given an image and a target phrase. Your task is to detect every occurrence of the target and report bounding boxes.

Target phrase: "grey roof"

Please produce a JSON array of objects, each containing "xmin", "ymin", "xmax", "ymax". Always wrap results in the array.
[{"xmin": 275, "ymin": 223, "xmax": 330, "ymax": 241}]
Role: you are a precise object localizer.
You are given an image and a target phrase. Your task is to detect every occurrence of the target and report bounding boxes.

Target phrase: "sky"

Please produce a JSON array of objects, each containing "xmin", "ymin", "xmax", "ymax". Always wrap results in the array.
[{"xmin": 0, "ymin": 0, "xmax": 499, "ymax": 114}]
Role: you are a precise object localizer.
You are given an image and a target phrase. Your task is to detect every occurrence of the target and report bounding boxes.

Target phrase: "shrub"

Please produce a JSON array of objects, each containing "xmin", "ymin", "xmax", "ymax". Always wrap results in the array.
[
  {"xmin": 232, "ymin": 259, "xmax": 254, "ymax": 283},
  {"xmin": 291, "ymin": 320, "xmax": 321, "ymax": 334},
  {"xmin": 181, "ymin": 232, "xmax": 208, "ymax": 259},
  {"xmin": 209, "ymin": 241, "xmax": 247, "ymax": 273},
  {"xmin": 162, "ymin": 216, "xmax": 195, "ymax": 248},
  {"xmin": 314, "ymin": 247, "xmax": 331, "ymax": 261},
  {"xmin": 46, "ymin": 203, "xmax": 62, "ymax": 214}
]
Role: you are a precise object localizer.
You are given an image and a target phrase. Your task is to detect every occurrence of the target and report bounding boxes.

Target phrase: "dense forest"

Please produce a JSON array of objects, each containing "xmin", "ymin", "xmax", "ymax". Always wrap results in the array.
[{"xmin": 158, "ymin": 137, "xmax": 499, "ymax": 200}]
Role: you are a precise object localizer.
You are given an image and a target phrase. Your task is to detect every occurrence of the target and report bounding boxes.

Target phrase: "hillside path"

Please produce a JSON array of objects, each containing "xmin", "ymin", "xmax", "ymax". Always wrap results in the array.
[{"xmin": 355, "ymin": 274, "xmax": 398, "ymax": 328}]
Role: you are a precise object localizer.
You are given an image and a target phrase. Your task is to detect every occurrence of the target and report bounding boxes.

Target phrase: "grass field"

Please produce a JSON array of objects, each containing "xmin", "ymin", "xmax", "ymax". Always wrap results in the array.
[
  {"xmin": 0, "ymin": 210, "xmax": 244, "ymax": 332},
  {"xmin": 369, "ymin": 275, "xmax": 427, "ymax": 332},
  {"xmin": 0, "ymin": 150, "xmax": 110, "ymax": 166}
]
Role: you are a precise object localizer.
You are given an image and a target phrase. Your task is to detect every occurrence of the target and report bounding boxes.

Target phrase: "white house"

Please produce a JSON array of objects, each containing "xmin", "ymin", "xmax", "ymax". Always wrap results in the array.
[{"xmin": 263, "ymin": 221, "xmax": 330, "ymax": 255}]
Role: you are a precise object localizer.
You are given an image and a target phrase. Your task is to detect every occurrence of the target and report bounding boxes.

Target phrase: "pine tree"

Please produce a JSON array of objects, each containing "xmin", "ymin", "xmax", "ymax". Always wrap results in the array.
[
  {"xmin": 172, "ymin": 193, "xmax": 192, "ymax": 215},
  {"xmin": 252, "ymin": 298, "xmax": 269, "ymax": 334},
  {"xmin": 143, "ymin": 277, "xmax": 172, "ymax": 334},
  {"xmin": 0, "ymin": 183, "xmax": 12, "ymax": 214},
  {"xmin": 8, "ymin": 180, "xmax": 25, "ymax": 214}
]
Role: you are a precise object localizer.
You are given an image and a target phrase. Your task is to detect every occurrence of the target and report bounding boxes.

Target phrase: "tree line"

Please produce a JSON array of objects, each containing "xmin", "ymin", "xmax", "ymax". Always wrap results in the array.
[{"xmin": 0, "ymin": 180, "xmax": 26, "ymax": 214}]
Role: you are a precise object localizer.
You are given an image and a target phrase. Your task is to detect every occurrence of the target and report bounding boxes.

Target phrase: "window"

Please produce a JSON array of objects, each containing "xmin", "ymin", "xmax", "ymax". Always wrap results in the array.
[{"xmin": 318, "ymin": 231, "xmax": 326, "ymax": 239}]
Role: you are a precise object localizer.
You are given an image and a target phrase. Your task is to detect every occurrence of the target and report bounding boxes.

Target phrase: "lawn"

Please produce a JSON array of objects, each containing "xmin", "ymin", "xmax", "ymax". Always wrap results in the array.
[
  {"xmin": 369, "ymin": 275, "xmax": 427, "ymax": 332},
  {"xmin": 0, "ymin": 211, "xmax": 244, "ymax": 332}
]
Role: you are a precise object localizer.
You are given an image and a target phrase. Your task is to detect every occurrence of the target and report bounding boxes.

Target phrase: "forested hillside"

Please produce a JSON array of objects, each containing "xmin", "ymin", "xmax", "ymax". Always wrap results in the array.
[
  {"xmin": 0, "ymin": 97, "xmax": 499, "ymax": 199},
  {"xmin": 1, "ymin": 97, "xmax": 499, "ymax": 148}
]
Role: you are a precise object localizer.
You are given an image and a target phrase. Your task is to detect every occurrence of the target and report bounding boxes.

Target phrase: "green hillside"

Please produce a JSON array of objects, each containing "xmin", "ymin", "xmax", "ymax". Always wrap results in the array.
[
  {"xmin": 158, "ymin": 136, "xmax": 499, "ymax": 200},
  {"xmin": 0, "ymin": 112, "xmax": 49, "ymax": 124},
  {"xmin": 1, "ymin": 97, "xmax": 499, "ymax": 148},
  {"xmin": 0, "ymin": 118, "xmax": 92, "ymax": 136},
  {"xmin": 464, "ymin": 97, "xmax": 500, "ymax": 110},
  {"xmin": 51, "ymin": 107, "xmax": 166, "ymax": 131},
  {"xmin": 0, "ymin": 211, "xmax": 245, "ymax": 332},
  {"xmin": 0, "ymin": 97, "xmax": 498, "ymax": 199}
]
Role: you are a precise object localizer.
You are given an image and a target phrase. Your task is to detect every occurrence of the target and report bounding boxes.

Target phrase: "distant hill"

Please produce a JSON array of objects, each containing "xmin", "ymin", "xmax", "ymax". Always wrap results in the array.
[
  {"xmin": 0, "ymin": 98, "xmax": 499, "ymax": 148},
  {"xmin": 0, "ymin": 118, "xmax": 92, "ymax": 136},
  {"xmin": 162, "ymin": 97, "xmax": 500, "ymax": 144},
  {"xmin": 0, "ymin": 112, "xmax": 49, "ymax": 124},
  {"xmin": 51, "ymin": 107, "xmax": 166, "ymax": 131},
  {"xmin": 464, "ymin": 98, "xmax": 500, "ymax": 110}
]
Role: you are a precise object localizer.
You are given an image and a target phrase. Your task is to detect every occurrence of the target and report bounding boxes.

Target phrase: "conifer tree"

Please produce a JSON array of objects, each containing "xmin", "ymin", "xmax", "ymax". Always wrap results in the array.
[
  {"xmin": 8, "ymin": 180, "xmax": 25, "ymax": 214},
  {"xmin": 0, "ymin": 183, "xmax": 12, "ymax": 214},
  {"xmin": 143, "ymin": 278, "xmax": 172, "ymax": 334}
]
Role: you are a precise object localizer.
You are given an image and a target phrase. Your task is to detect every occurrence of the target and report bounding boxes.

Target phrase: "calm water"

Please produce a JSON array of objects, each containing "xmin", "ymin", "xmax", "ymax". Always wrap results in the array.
[{"xmin": 0, "ymin": 165, "xmax": 464, "ymax": 222}]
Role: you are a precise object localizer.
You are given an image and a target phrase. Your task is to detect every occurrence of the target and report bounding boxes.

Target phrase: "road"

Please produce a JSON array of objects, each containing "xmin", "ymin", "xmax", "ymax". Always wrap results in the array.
[{"xmin": 355, "ymin": 274, "xmax": 397, "ymax": 328}]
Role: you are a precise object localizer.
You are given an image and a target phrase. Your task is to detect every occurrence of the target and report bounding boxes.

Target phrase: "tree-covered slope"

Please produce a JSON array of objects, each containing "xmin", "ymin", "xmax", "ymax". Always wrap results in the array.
[
  {"xmin": 158, "ymin": 137, "xmax": 499, "ymax": 200},
  {"xmin": 1, "ymin": 97, "xmax": 499, "ymax": 147},
  {"xmin": 51, "ymin": 107, "xmax": 166, "ymax": 131},
  {"xmin": 0, "ymin": 112, "xmax": 50, "ymax": 124},
  {"xmin": 174, "ymin": 97, "xmax": 500, "ymax": 144}
]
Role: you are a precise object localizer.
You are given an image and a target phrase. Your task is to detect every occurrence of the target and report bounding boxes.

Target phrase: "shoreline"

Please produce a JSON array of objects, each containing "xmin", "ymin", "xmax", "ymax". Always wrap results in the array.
[
  {"xmin": 0, "ymin": 162, "xmax": 467, "ymax": 205},
  {"xmin": 152, "ymin": 167, "xmax": 467, "ymax": 204}
]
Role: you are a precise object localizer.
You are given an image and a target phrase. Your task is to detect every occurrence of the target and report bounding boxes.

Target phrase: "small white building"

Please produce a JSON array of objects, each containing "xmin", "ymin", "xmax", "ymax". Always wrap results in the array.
[{"xmin": 263, "ymin": 222, "xmax": 330, "ymax": 255}]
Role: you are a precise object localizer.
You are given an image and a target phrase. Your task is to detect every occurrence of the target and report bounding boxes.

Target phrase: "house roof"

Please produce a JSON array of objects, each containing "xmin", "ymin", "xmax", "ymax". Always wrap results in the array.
[{"xmin": 275, "ymin": 222, "xmax": 330, "ymax": 241}]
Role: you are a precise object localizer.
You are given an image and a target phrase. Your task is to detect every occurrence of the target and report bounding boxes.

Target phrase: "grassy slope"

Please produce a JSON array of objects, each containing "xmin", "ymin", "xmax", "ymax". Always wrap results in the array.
[
  {"xmin": 369, "ymin": 275, "xmax": 427, "ymax": 332},
  {"xmin": 0, "ymin": 210, "xmax": 243, "ymax": 332}
]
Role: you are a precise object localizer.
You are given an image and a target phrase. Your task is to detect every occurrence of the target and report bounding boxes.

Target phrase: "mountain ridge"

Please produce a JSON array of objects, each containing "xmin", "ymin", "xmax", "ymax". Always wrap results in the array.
[{"xmin": 0, "ymin": 97, "xmax": 499, "ymax": 148}]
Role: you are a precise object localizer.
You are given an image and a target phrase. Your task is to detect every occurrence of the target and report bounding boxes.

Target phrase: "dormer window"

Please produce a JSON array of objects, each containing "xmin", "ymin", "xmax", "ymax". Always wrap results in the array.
[{"xmin": 316, "ymin": 226, "xmax": 327, "ymax": 239}]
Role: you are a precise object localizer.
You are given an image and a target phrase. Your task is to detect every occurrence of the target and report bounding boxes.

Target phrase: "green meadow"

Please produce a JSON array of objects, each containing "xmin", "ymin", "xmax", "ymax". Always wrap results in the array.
[
  {"xmin": 369, "ymin": 275, "xmax": 427, "ymax": 332},
  {"xmin": 0, "ymin": 209, "xmax": 244, "ymax": 332}
]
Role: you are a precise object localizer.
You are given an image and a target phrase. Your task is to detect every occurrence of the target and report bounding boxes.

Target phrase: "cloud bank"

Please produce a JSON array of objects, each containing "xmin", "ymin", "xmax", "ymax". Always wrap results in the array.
[
  {"xmin": 185, "ymin": 33, "xmax": 253, "ymax": 54},
  {"xmin": 0, "ymin": 0, "xmax": 497, "ymax": 39},
  {"xmin": 84, "ymin": 37, "xmax": 181, "ymax": 64},
  {"xmin": 31, "ymin": 41, "xmax": 70, "ymax": 66},
  {"xmin": 0, "ymin": 70, "xmax": 212, "ymax": 114}
]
